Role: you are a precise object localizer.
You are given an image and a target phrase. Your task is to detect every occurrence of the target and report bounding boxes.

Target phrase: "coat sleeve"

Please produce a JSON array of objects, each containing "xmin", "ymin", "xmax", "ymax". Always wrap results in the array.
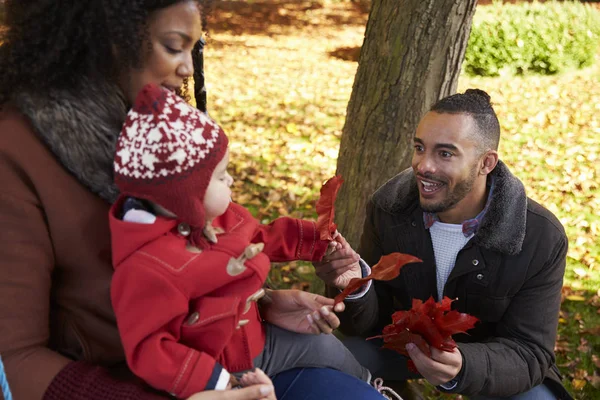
[
  {"xmin": 332, "ymin": 199, "xmax": 396, "ymax": 336},
  {"xmin": 43, "ymin": 361, "xmax": 168, "ymax": 400},
  {"xmin": 111, "ymin": 262, "xmax": 226, "ymax": 399},
  {"xmin": 452, "ymin": 234, "xmax": 568, "ymax": 397},
  {"xmin": 252, "ymin": 217, "xmax": 328, "ymax": 262}
]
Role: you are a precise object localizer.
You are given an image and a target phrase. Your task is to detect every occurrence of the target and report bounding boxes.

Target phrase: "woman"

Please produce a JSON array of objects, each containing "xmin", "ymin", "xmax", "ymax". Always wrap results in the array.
[{"xmin": 0, "ymin": 1, "xmax": 385, "ymax": 399}]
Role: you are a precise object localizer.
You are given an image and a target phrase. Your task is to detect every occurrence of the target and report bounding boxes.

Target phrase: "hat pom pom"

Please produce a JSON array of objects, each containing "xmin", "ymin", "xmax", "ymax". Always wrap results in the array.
[{"xmin": 132, "ymin": 83, "xmax": 169, "ymax": 116}]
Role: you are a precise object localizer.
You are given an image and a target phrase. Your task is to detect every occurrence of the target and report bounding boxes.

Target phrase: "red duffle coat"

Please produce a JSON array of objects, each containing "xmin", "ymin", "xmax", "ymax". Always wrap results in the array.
[{"xmin": 109, "ymin": 197, "xmax": 328, "ymax": 399}]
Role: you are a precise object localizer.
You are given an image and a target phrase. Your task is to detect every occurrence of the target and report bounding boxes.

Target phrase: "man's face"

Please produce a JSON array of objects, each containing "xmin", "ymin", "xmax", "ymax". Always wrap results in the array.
[{"xmin": 411, "ymin": 112, "xmax": 482, "ymax": 215}]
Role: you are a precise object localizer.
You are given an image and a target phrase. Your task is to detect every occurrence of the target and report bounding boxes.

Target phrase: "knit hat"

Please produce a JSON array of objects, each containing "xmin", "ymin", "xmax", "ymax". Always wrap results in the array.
[{"xmin": 114, "ymin": 83, "xmax": 229, "ymax": 231}]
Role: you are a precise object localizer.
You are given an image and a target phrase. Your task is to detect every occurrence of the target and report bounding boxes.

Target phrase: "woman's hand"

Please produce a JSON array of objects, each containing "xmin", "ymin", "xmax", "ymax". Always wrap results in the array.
[
  {"xmin": 239, "ymin": 369, "xmax": 277, "ymax": 400},
  {"xmin": 186, "ymin": 384, "xmax": 274, "ymax": 400},
  {"xmin": 260, "ymin": 289, "xmax": 344, "ymax": 335}
]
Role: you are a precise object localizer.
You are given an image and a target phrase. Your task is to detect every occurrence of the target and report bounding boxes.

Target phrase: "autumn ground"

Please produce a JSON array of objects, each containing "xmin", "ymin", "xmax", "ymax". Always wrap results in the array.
[
  {"xmin": 2, "ymin": 0, "xmax": 597, "ymax": 397},
  {"xmin": 203, "ymin": 1, "xmax": 600, "ymax": 398}
]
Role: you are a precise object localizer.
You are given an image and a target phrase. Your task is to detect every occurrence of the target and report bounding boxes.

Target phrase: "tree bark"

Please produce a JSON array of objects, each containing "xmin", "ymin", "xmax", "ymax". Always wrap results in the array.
[{"xmin": 335, "ymin": 0, "xmax": 477, "ymax": 249}]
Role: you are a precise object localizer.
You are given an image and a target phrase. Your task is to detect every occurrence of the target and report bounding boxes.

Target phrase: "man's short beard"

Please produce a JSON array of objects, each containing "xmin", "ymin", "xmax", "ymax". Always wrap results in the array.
[{"xmin": 420, "ymin": 167, "xmax": 478, "ymax": 214}]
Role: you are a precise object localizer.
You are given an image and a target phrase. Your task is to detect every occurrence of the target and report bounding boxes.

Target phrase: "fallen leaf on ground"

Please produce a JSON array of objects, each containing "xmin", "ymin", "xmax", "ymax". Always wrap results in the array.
[
  {"xmin": 588, "ymin": 373, "xmax": 600, "ymax": 389},
  {"xmin": 572, "ymin": 378, "xmax": 587, "ymax": 390},
  {"xmin": 574, "ymin": 368, "xmax": 588, "ymax": 380},
  {"xmin": 582, "ymin": 326, "xmax": 600, "ymax": 336},
  {"xmin": 558, "ymin": 358, "xmax": 579, "ymax": 369},
  {"xmin": 577, "ymin": 337, "xmax": 590, "ymax": 353}
]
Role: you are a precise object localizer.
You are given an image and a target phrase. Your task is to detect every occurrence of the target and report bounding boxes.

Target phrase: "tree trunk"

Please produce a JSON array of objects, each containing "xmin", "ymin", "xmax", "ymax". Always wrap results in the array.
[{"xmin": 335, "ymin": 0, "xmax": 477, "ymax": 249}]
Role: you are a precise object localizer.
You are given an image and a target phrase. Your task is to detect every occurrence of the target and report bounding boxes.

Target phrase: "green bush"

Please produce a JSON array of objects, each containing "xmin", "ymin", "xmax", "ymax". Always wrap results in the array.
[{"xmin": 465, "ymin": 1, "xmax": 600, "ymax": 76}]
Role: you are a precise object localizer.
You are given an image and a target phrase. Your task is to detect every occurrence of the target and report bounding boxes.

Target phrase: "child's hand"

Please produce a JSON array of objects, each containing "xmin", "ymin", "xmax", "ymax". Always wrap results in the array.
[
  {"xmin": 240, "ymin": 369, "xmax": 277, "ymax": 400},
  {"xmin": 326, "ymin": 230, "xmax": 343, "ymax": 255},
  {"xmin": 314, "ymin": 231, "xmax": 361, "ymax": 290},
  {"xmin": 228, "ymin": 374, "xmax": 240, "ymax": 389}
]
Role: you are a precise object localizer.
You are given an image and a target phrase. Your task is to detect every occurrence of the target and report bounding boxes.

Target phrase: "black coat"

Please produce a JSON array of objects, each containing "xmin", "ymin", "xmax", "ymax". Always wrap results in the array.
[{"xmin": 338, "ymin": 161, "xmax": 572, "ymax": 399}]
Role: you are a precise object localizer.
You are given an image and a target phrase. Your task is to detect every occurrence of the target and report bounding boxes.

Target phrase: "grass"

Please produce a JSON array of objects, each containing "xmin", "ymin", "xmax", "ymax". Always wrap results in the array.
[{"xmin": 204, "ymin": 1, "xmax": 600, "ymax": 397}]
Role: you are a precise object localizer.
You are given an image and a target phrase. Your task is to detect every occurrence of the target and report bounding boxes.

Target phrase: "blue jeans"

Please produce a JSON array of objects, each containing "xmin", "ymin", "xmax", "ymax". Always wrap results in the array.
[
  {"xmin": 343, "ymin": 336, "xmax": 557, "ymax": 400},
  {"xmin": 272, "ymin": 368, "xmax": 385, "ymax": 400},
  {"xmin": 471, "ymin": 384, "xmax": 556, "ymax": 400}
]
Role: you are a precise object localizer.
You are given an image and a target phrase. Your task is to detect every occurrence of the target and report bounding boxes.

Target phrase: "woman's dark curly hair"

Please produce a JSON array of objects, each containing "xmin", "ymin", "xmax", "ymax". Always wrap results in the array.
[{"xmin": 0, "ymin": 0, "xmax": 212, "ymax": 105}]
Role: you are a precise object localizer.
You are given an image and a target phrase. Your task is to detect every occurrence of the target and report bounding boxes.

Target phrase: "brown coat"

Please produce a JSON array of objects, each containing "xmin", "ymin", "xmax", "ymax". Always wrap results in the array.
[{"xmin": 0, "ymin": 83, "xmax": 131, "ymax": 399}]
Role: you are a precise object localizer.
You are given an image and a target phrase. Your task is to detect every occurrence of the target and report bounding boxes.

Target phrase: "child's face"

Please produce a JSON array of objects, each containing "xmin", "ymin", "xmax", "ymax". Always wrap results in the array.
[{"xmin": 204, "ymin": 150, "xmax": 233, "ymax": 222}]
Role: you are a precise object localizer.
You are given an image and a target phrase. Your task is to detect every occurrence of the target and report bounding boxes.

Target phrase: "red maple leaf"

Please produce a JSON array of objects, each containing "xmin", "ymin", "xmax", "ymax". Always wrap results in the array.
[
  {"xmin": 433, "ymin": 310, "xmax": 479, "ymax": 337},
  {"xmin": 368, "ymin": 296, "xmax": 479, "ymax": 372},
  {"xmin": 370, "ymin": 253, "xmax": 423, "ymax": 281},
  {"xmin": 334, "ymin": 253, "xmax": 422, "ymax": 304},
  {"xmin": 375, "ymin": 330, "xmax": 430, "ymax": 358},
  {"xmin": 316, "ymin": 175, "xmax": 344, "ymax": 241}
]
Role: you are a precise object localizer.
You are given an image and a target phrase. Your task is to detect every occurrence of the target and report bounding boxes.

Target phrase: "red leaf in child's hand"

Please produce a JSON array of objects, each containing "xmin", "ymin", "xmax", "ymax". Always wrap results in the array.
[
  {"xmin": 333, "ymin": 252, "xmax": 422, "ymax": 304},
  {"xmin": 370, "ymin": 253, "xmax": 423, "ymax": 281},
  {"xmin": 316, "ymin": 175, "xmax": 344, "ymax": 241}
]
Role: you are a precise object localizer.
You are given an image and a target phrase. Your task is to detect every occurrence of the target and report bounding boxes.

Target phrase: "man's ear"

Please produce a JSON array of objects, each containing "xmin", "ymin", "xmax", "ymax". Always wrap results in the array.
[{"xmin": 480, "ymin": 150, "xmax": 498, "ymax": 175}]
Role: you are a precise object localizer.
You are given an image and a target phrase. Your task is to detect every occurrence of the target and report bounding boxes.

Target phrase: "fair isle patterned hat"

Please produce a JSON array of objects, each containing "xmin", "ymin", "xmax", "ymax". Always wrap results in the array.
[{"xmin": 114, "ymin": 83, "xmax": 229, "ymax": 229}]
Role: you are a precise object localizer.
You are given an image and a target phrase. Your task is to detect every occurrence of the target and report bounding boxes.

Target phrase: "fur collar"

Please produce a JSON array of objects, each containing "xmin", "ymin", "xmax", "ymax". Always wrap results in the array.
[
  {"xmin": 372, "ymin": 160, "xmax": 527, "ymax": 255},
  {"xmin": 12, "ymin": 79, "xmax": 128, "ymax": 204}
]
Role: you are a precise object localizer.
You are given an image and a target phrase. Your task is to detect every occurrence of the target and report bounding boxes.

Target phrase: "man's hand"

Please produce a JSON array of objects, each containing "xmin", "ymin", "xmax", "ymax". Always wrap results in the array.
[
  {"xmin": 313, "ymin": 232, "xmax": 362, "ymax": 289},
  {"xmin": 406, "ymin": 343, "xmax": 462, "ymax": 387},
  {"xmin": 260, "ymin": 289, "xmax": 345, "ymax": 334}
]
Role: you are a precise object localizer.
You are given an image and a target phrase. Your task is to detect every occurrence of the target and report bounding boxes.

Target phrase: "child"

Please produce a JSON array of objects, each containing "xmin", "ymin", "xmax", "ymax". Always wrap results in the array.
[{"xmin": 109, "ymin": 84, "xmax": 370, "ymax": 399}]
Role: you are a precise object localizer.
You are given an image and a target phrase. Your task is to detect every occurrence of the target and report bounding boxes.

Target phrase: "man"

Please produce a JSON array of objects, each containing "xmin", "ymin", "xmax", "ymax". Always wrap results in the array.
[{"xmin": 315, "ymin": 89, "xmax": 572, "ymax": 399}]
